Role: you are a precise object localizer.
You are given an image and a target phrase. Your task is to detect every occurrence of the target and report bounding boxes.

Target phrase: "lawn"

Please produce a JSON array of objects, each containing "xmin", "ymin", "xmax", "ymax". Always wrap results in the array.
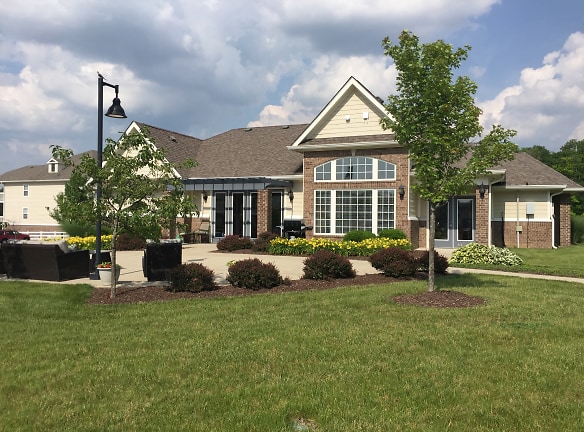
[{"xmin": 1, "ymin": 274, "xmax": 583, "ymax": 431}]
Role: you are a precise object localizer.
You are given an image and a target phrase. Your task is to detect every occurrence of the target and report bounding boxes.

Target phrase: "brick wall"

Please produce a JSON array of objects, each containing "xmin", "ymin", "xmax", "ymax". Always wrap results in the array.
[
  {"xmin": 475, "ymin": 186, "xmax": 489, "ymax": 245},
  {"xmin": 558, "ymin": 193, "xmax": 571, "ymax": 246},
  {"xmin": 257, "ymin": 190, "xmax": 271, "ymax": 234},
  {"xmin": 492, "ymin": 221, "xmax": 552, "ymax": 248}
]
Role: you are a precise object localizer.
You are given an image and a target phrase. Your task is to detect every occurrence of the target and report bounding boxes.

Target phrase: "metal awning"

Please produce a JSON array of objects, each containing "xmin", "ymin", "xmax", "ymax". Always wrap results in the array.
[{"xmin": 183, "ymin": 177, "xmax": 292, "ymax": 191}]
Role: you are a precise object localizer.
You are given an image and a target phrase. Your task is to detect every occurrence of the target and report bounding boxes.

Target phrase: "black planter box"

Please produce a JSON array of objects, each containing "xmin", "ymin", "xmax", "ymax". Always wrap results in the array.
[{"xmin": 142, "ymin": 242, "xmax": 182, "ymax": 282}]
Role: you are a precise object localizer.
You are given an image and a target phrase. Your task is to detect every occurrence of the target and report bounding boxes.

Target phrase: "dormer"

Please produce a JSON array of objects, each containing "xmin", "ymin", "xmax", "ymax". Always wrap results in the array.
[{"xmin": 46, "ymin": 158, "xmax": 62, "ymax": 174}]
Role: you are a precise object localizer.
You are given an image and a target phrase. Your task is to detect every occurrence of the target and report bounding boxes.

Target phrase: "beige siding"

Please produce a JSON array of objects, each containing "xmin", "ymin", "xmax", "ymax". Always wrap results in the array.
[
  {"xmin": 492, "ymin": 189, "xmax": 551, "ymax": 221},
  {"xmin": 314, "ymin": 90, "xmax": 392, "ymax": 139},
  {"xmin": 3, "ymin": 182, "xmax": 63, "ymax": 227}
]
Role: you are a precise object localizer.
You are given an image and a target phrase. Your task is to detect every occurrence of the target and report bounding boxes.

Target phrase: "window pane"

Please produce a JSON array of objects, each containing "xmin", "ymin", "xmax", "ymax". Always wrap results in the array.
[
  {"xmin": 315, "ymin": 191, "xmax": 331, "ymax": 233},
  {"xmin": 377, "ymin": 190, "xmax": 395, "ymax": 230},
  {"xmin": 336, "ymin": 157, "xmax": 373, "ymax": 180},
  {"xmin": 335, "ymin": 190, "xmax": 372, "ymax": 233},
  {"xmin": 315, "ymin": 162, "xmax": 331, "ymax": 181},
  {"xmin": 378, "ymin": 160, "xmax": 396, "ymax": 180}
]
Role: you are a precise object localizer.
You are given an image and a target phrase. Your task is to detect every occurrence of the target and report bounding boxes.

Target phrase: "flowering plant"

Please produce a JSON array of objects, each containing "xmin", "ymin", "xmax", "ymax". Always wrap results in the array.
[{"xmin": 97, "ymin": 262, "xmax": 121, "ymax": 269}]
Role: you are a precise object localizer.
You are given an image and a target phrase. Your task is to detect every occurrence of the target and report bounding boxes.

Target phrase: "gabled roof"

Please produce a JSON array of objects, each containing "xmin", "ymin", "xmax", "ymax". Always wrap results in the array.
[
  {"xmin": 290, "ymin": 76, "xmax": 396, "ymax": 150},
  {"xmin": 0, "ymin": 151, "xmax": 97, "ymax": 183},
  {"xmin": 494, "ymin": 152, "xmax": 584, "ymax": 190},
  {"xmin": 183, "ymin": 124, "xmax": 307, "ymax": 179}
]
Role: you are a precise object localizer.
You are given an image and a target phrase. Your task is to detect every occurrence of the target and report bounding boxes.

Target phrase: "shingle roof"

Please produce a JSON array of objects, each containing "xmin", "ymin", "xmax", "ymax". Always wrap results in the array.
[
  {"xmin": 183, "ymin": 124, "xmax": 308, "ymax": 178},
  {"xmin": 494, "ymin": 152, "xmax": 583, "ymax": 188},
  {"xmin": 0, "ymin": 151, "xmax": 97, "ymax": 182}
]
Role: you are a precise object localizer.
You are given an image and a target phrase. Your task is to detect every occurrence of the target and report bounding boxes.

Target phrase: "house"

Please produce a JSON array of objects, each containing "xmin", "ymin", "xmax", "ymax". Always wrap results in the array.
[
  {"xmin": 0, "ymin": 152, "xmax": 96, "ymax": 235},
  {"xmin": 2, "ymin": 77, "xmax": 582, "ymax": 248}
]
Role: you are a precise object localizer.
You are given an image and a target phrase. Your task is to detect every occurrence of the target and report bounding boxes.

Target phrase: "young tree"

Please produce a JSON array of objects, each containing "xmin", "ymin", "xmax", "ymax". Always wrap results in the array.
[
  {"xmin": 381, "ymin": 30, "xmax": 517, "ymax": 292},
  {"xmin": 52, "ymin": 128, "xmax": 197, "ymax": 298}
]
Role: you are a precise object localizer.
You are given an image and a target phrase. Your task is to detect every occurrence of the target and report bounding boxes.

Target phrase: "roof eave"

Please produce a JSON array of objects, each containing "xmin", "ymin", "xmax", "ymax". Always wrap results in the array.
[{"xmin": 288, "ymin": 141, "xmax": 400, "ymax": 153}]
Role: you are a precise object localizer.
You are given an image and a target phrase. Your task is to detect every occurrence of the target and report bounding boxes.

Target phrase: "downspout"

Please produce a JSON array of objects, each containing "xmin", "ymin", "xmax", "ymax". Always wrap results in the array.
[
  {"xmin": 516, "ymin": 191, "xmax": 520, "ymax": 248},
  {"xmin": 550, "ymin": 191, "xmax": 563, "ymax": 249}
]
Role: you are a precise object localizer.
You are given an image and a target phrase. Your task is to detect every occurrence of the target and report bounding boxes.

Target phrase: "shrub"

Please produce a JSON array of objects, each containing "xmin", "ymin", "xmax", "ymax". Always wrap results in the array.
[
  {"xmin": 216, "ymin": 235, "xmax": 253, "ymax": 252},
  {"xmin": 166, "ymin": 263, "xmax": 218, "ymax": 293},
  {"xmin": 416, "ymin": 250, "xmax": 449, "ymax": 274},
  {"xmin": 226, "ymin": 258, "xmax": 286, "ymax": 290},
  {"xmin": 377, "ymin": 228, "xmax": 408, "ymax": 240},
  {"xmin": 449, "ymin": 243, "xmax": 523, "ymax": 266},
  {"xmin": 571, "ymin": 214, "xmax": 584, "ymax": 244},
  {"xmin": 302, "ymin": 250, "xmax": 356, "ymax": 280},
  {"xmin": 369, "ymin": 247, "xmax": 418, "ymax": 278},
  {"xmin": 253, "ymin": 231, "xmax": 279, "ymax": 252},
  {"xmin": 116, "ymin": 233, "xmax": 147, "ymax": 251},
  {"xmin": 343, "ymin": 230, "xmax": 376, "ymax": 242}
]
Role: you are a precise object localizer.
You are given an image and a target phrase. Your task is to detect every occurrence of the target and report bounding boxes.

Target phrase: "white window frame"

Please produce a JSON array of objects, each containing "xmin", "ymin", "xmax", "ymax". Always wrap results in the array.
[
  {"xmin": 23, "ymin": 207, "xmax": 29, "ymax": 220},
  {"xmin": 314, "ymin": 189, "xmax": 395, "ymax": 235},
  {"xmin": 23, "ymin": 184, "xmax": 29, "ymax": 197},
  {"xmin": 314, "ymin": 157, "xmax": 396, "ymax": 182}
]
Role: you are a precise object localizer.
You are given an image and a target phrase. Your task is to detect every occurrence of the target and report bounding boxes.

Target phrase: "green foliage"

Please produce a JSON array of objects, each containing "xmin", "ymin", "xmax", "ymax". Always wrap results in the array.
[
  {"xmin": 302, "ymin": 250, "xmax": 356, "ymax": 280},
  {"xmin": 226, "ymin": 258, "xmax": 286, "ymax": 290},
  {"xmin": 571, "ymin": 214, "xmax": 584, "ymax": 244},
  {"xmin": 216, "ymin": 235, "xmax": 254, "ymax": 251},
  {"xmin": 166, "ymin": 263, "xmax": 218, "ymax": 293},
  {"xmin": 368, "ymin": 247, "xmax": 418, "ymax": 278},
  {"xmin": 51, "ymin": 127, "xmax": 197, "ymax": 297},
  {"xmin": 252, "ymin": 231, "xmax": 279, "ymax": 252},
  {"xmin": 377, "ymin": 228, "xmax": 408, "ymax": 240},
  {"xmin": 450, "ymin": 243, "xmax": 523, "ymax": 266},
  {"xmin": 342, "ymin": 230, "xmax": 376, "ymax": 242},
  {"xmin": 268, "ymin": 237, "xmax": 412, "ymax": 256},
  {"xmin": 416, "ymin": 250, "xmax": 449, "ymax": 274}
]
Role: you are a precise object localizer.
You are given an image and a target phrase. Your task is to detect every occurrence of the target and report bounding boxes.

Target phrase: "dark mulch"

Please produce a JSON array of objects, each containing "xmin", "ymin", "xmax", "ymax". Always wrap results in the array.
[{"xmin": 87, "ymin": 272, "xmax": 486, "ymax": 308}]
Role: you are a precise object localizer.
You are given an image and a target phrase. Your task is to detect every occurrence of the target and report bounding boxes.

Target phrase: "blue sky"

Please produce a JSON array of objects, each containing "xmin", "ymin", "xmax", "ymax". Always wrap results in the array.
[{"xmin": 1, "ymin": 0, "xmax": 583, "ymax": 175}]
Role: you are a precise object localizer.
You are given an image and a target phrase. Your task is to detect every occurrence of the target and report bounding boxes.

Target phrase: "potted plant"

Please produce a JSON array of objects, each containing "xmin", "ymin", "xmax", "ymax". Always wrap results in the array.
[{"xmin": 96, "ymin": 262, "xmax": 121, "ymax": 285}]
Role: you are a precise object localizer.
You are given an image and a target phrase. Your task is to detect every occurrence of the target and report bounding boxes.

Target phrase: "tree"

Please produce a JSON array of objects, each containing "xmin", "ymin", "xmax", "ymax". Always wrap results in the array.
[
  {"xmin": 381, "ymin": 30, "xmax": 517, "ymax": 292},
  {"xmin": 52, "ymin": 128, "xmax": 197, "ymax": 298}
]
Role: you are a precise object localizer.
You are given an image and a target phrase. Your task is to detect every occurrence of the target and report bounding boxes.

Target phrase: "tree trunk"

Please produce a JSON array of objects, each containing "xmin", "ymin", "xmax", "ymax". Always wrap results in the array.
[{"xmin": 428, "ymin": 202, "xmax": 437, "ymax": 292}]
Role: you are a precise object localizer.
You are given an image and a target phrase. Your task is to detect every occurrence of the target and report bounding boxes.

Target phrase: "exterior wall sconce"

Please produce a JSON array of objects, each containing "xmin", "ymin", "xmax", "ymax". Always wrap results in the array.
[
  {"xmin": 288, "ymin": 189, "xmax": 294, "ymax": 202},
  {"xmin": 398, "ymin": 184, "xmax": 405, "ymax": 200},
  {"xmin": 203, "ymin": 191, "xmax": 208, "ymax": 203},
  {"xmin": 479, "ymin": 183, "xmax": 486, "ymax": 199}
]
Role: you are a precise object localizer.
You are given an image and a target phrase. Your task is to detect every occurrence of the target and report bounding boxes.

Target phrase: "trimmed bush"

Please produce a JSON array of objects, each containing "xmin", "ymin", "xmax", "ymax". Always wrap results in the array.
[
  {"xmin": 416, "ymin": 250, "xmax": 449, "ymax": 274},
  {"xmin": 343, "ymin": 230, "xmax": 376, "ymax": 242},
  {"xmin": 449, "ymin": 243, "xmax": 523, "ymax": 266},
  {"xmin": 166, "ymin": 263, "xmax": 218, "ymax": 293},
  {"xmin": 377, "ymin": 228, "xmax": 408, "ymax": 240},
  {"xmin": 116, "ymin": 233, "xmax": 147, "ymax": 251},
  {"xmin": 216, "ymin": 235, "xmax": 254, "ymax": 252},
  {"xmin": 369, "ymin": 247, "xmax": 418, "ymax": 278},
  {"xmin": 302, "ymin": 250, "xmax": 356, "ymax": 280},
  {"xmin": 226, "ymin": 258, "xmax": 287, "ymax": 290},
  {"xmin": 253, "ymin": 231, "xmax": 279, "ymax": 252}
]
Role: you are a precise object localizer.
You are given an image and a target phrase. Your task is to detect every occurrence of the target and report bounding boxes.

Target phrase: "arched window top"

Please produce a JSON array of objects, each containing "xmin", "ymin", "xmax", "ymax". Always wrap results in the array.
[{"xmin": 314, "ymin": 157, "xmax": 395, "ymax": 181}]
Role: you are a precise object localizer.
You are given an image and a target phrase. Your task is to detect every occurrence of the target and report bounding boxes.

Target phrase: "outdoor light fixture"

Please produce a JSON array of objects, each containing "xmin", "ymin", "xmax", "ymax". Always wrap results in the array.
[
  {"xmin": 398, "ymin": 184, "xmax": 405, "ymax": 200},
  {"xmin": 96, "ymin": 74, "xmax": 127, "ymax": 273},
  {"xmin": 479, "ymin": 183, "xmax": 486, "ymax": 199},
  {"xmin": 288, "ymin": 189, "xmax": 294, "ymax": 202},
  {"xmin": 203, "ymin": 191, "xmax": 208, "ymax": 203}
]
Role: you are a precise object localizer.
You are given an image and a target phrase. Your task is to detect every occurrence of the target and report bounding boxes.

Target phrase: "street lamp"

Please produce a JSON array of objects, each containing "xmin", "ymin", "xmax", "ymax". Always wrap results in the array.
[{"xmin": 95, "ymin": 75, "xmax": 127, "ymax": 273}]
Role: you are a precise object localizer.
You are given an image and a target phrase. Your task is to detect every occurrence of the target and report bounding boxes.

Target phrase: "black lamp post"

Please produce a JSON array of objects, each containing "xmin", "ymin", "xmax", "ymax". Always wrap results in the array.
[{"xmin": 95, "ymin": 75, "xmax": 126, "ymax": 272}]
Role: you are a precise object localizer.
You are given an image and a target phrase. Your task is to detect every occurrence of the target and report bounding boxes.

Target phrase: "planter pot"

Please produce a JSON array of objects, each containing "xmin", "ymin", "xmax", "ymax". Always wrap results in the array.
[{"xmin": 97, "ymin": 267, "xmax": 121, "ymax": 285}]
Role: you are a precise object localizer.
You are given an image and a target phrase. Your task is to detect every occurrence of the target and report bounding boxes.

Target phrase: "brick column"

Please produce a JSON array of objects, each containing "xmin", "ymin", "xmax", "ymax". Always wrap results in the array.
[
  {"xmin": 475, "ymin": 185, "xmax": 490, "ymax": 245},
  {"xmin": 257, "ymin": 190, "xmax": 271, "ymax": 235},
  {"xmin": 559, "ymin": 193, "xmax": 571, "ymax": 246}
]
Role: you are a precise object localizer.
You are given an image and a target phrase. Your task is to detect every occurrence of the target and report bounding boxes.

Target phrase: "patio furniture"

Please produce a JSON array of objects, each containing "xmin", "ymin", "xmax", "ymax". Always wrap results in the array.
[
  {"xmin": 1, "ymin": 243, "xmax": 90, "ymax": 281},
  {"xmin": 142, "ymin": 241, "xmax": 182, "ymax": 281}
]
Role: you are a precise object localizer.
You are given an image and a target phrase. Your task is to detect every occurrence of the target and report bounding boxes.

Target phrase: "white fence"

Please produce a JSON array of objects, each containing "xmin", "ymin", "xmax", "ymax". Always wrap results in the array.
[{"xmin": 23, "ymin": 232, "xmax": 70, "ymax": 241}]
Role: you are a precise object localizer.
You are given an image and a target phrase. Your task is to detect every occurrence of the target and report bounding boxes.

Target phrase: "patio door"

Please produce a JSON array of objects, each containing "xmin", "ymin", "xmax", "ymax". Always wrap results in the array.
[
  {"xmin": 434, "ymin": 197, "xmax": 475, "ymax": 248},
  {"xmin": 212, "ymin": 191, "xmax": 258, "ymax": 240}
]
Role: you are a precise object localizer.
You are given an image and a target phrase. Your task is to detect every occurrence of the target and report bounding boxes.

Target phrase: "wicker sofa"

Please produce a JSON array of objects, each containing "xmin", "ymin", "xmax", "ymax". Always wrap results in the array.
[{"xmin": 1, "ymin": 242, "xmax": 90, "ymax": 282}]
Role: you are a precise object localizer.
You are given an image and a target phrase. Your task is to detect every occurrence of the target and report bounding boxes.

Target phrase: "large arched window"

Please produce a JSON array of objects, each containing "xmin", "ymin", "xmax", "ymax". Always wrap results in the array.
[{"xmin": 314, "ymin": 157, "xmax": 395, "ymax": 182}]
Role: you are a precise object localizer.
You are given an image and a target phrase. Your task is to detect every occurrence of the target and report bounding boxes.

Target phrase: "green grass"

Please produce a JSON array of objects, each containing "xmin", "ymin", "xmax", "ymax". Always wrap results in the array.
[
  {"xmin": 1, "ymin": 276, "xmax": 584, "ymax": 431},
  {"xmin": 450, "ymin": 243, "xmax": 584, "ymax": 278}
]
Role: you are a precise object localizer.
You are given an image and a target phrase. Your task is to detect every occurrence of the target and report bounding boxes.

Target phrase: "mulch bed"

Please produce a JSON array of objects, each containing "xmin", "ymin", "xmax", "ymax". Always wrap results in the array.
[{"xmin": 87, "ymin": 272, "xmax": 486, "ymax": 308}]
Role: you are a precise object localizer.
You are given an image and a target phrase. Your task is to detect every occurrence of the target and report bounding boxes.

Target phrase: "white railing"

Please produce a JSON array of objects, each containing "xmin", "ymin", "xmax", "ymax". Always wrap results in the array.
[{"xmin": 23, "ymin": 231, "xmax": 70, "ymax": 241}]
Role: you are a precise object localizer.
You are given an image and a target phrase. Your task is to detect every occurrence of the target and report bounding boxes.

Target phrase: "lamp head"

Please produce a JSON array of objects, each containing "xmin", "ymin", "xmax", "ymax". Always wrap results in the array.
[{"xmin": 105, "ymin": 97, "xmax": 127, "ymax": 118}]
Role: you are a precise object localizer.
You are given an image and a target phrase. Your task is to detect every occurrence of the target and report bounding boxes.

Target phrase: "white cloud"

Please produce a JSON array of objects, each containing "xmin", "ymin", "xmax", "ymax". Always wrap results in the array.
[{"xmin": 479, "ymin": 31, "xmax": 584, "ymax": 149}]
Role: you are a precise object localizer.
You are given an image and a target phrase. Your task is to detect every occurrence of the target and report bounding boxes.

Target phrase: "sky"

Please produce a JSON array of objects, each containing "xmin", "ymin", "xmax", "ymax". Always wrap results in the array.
[{"xmin": 1, "ymin": 0, "xmax": 584, "ymax": 175}]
